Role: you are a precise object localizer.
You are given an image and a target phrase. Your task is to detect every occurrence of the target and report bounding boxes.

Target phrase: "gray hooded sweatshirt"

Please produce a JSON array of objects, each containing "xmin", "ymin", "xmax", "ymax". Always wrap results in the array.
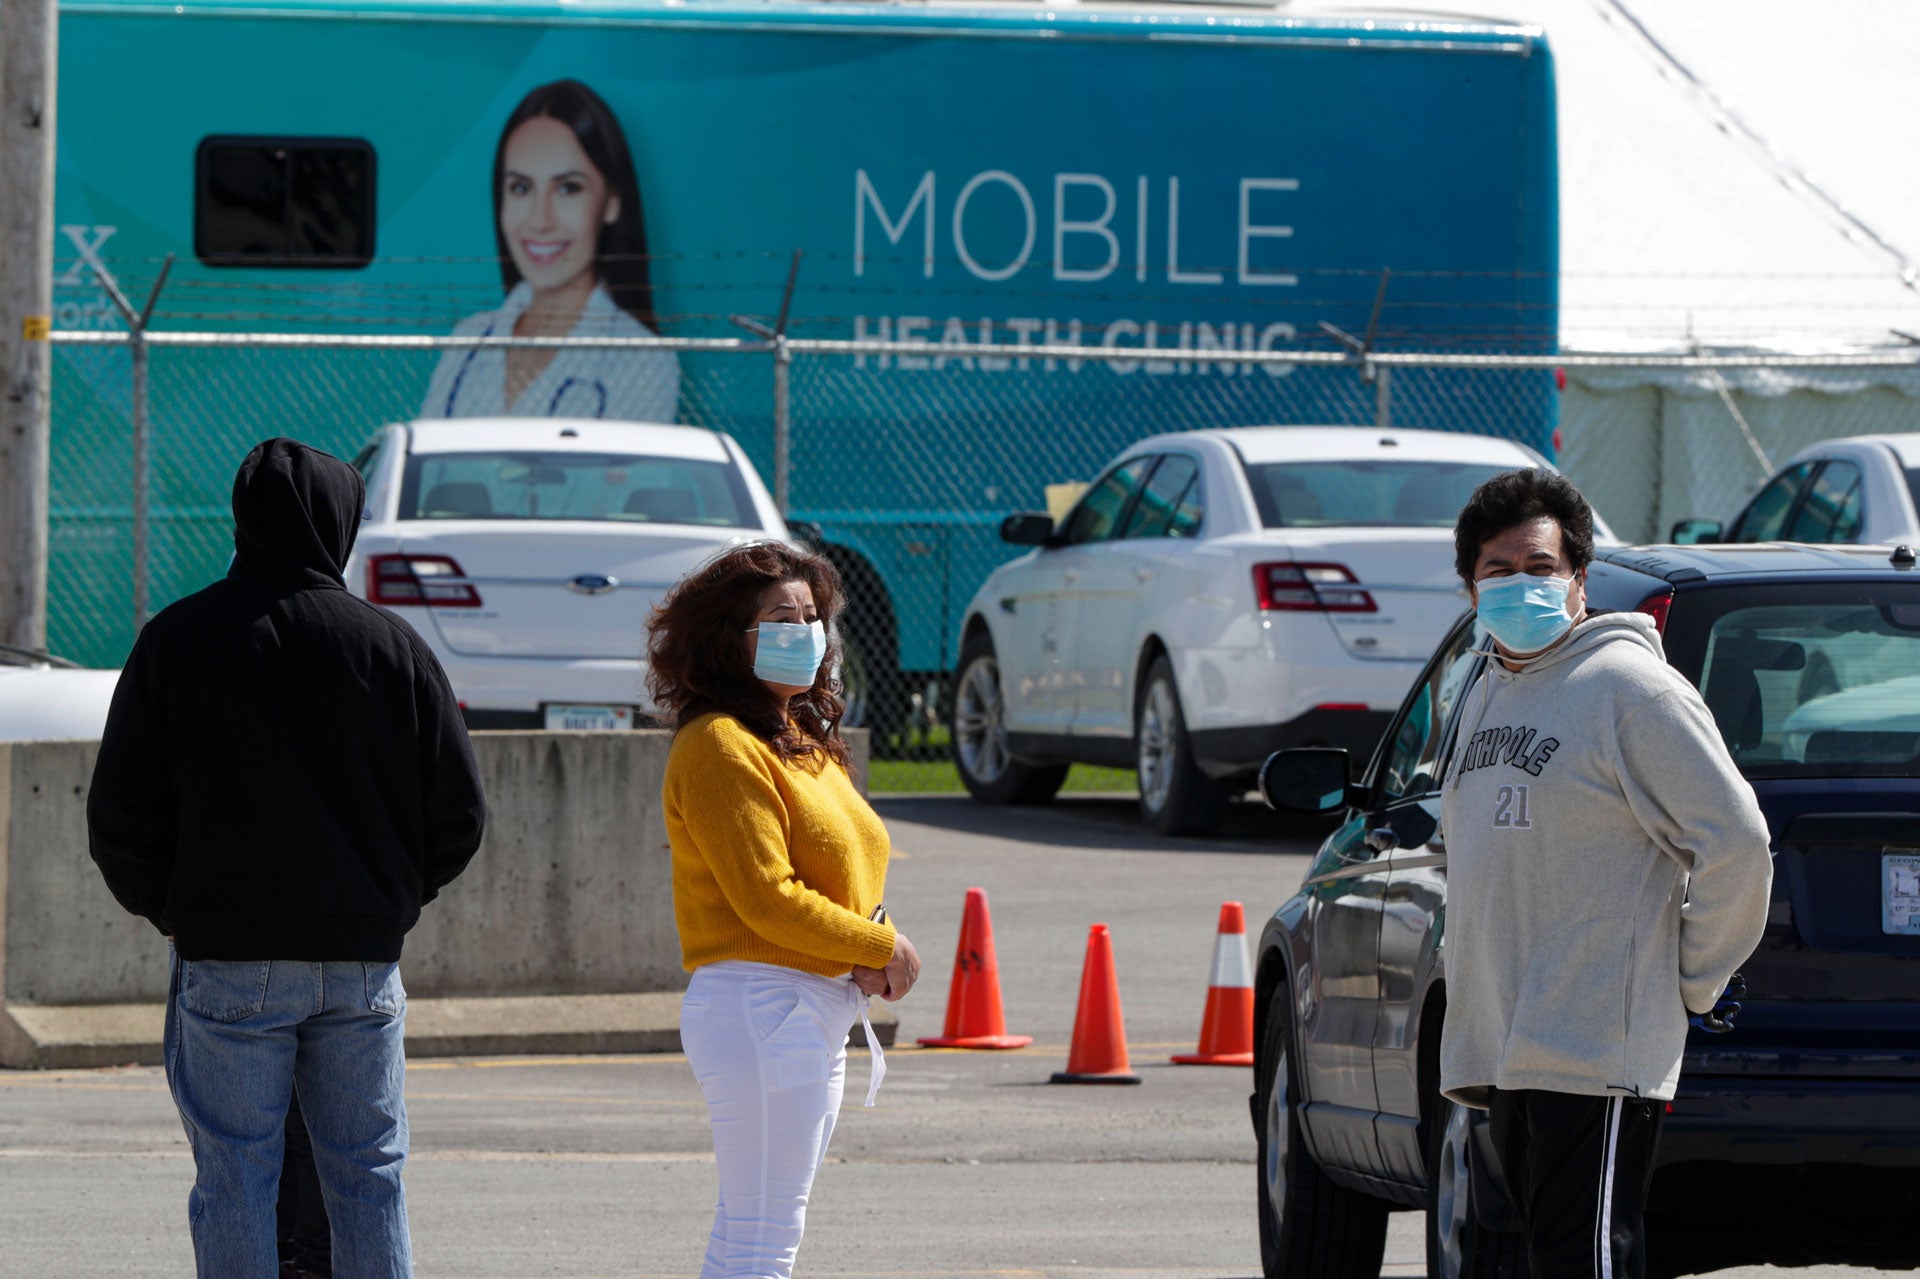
[{"xmin": 1438, "ymin": 611, "xmax": 1774, "ymax": 1108}]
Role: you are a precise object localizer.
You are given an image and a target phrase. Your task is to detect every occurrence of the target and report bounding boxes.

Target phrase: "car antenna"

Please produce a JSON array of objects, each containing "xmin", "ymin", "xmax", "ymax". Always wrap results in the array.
[{"xmin": 1892, "ymin": 545, "xmax": 1916, "ymax": 568}]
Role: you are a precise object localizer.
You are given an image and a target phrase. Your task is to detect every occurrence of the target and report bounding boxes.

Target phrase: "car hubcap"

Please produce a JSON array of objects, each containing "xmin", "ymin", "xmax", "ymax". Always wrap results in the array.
[
  {"xmin": 1433, "ymin": 1102, "xmax": 1473, "ymax": 1279},
  {"xmin": 1263, "ymin": 1044, "xmax": 1290, "ymax": 1224},
  {"xmin": 1138, "ymin": 678, "xmax": 1176, "ymax": 812},
  {"xmin": 955, "ymin": 656, "xmax": 1010, "ymax": 784}
]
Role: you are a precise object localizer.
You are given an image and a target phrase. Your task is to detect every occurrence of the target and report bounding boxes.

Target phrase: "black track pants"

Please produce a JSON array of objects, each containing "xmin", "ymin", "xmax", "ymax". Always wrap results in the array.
[{"xmin": 1486, "ymin": 1088, "xmax": 1665, "ymax": 1279}]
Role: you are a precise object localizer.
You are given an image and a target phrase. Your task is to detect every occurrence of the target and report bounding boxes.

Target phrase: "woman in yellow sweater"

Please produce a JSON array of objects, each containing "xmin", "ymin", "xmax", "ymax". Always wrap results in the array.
[{"xmin": 647, "ymin": 540, "xmax": 920, "ymax": 1279}]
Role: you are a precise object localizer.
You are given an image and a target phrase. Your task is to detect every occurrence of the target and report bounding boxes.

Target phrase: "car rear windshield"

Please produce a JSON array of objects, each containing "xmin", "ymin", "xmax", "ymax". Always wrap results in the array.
[
  {"xmin": 1245, "ymin": 460, "xmax": 1511, "ymax": 529},
  {"xmin": 1671, "ymin": 583, "xmax": 1920, "ymax": 779},
  {"xmin": 399, "ymin": 451, "xmax": 760, "ymax": 528}
]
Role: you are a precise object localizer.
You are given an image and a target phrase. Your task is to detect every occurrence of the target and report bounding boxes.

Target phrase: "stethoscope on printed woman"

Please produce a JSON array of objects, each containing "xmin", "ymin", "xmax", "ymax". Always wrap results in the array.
[{"xmin": 441, "ymin": 317, "xmax": 610, "ymax": 418}]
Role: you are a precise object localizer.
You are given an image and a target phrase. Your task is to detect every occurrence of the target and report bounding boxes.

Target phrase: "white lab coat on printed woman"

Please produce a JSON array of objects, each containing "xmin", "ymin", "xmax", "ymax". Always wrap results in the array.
[{"xmin": 421, "ymin": 281, "xmax": 682, "ymax": 422}]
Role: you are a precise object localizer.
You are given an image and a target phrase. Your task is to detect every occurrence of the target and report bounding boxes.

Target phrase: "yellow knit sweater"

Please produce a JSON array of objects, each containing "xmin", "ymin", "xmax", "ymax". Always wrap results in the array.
[{"xmin": 665, "ymin": 712, "xmax": 897, "ymax": 976}]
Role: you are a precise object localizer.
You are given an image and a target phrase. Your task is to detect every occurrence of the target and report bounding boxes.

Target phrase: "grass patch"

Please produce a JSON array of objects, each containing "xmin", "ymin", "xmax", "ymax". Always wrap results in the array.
[
  {"xmin": 868, "ymin": 756, "xmax": 1136, "ymax": 796},
  {"xmin": 863, "ymin": 723, "xmax": 1135, "ymax": 795}
]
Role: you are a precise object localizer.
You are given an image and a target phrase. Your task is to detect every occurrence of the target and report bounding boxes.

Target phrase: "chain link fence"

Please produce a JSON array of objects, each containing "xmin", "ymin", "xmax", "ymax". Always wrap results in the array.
[{"xmin": 45, "ymin": 328, "xmax": 1920, "ymax": 793}]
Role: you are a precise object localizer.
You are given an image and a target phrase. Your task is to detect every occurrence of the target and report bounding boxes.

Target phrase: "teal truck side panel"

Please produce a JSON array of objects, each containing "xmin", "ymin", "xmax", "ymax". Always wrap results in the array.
[{"xmin": 49, "ymin": 2, "xmax": 1557, "ymax": 670}]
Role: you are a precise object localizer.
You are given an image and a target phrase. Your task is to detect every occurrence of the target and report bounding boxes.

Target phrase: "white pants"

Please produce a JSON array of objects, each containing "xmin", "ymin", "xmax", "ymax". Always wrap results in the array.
[{"xmin": 680, "ymin": 961, "xmax": 881, "ymax": 1279}]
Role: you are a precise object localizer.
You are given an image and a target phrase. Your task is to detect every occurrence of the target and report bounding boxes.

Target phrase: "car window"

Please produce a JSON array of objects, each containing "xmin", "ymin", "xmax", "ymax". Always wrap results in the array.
[
  {"xmin": 1730, "ymin": 463, "xmax": 1816, "ymax": 542},
  {"xmin": 350, "ymin": 443, "xmax": 378, "ymax": 481},
  {"xmin": 1684, "ymin": 590, "xmax": 1920, "ymax": 778},
  {"xmin": 1244, "ymin": 460, "xmax": 1508, "ymax": 529},
  {"xmin": 1378, "ymin": 616, "xmax": 1484, "ymax": 804},
  {"xmin": 1785, "ymin": 461, "xmax": 1863, "ymax": 543},
  {"xmin": 1058, "ymin": 457, "xmax": 1152, "ymax": 546},
  {"xmin": 1120, "ymin": 454, "xmax": 1202, "ymax": 539},
  {"xmin": 398, "ymin": 451, "xmax": 760, "ymax": 527}
]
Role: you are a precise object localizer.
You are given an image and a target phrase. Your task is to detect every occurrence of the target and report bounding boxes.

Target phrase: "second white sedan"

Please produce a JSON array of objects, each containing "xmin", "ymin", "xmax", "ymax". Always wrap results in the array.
[
  {"xmin": 347, "ymin": 417, "xmax": 788, "ymax": 729},
  {"xmin": 951, "ymin": 426, "xmax": 1614, "ymax": 834},
  {"xmin": 1673, "ymin": 433, "xmax": 1920, "ymax": 547}
]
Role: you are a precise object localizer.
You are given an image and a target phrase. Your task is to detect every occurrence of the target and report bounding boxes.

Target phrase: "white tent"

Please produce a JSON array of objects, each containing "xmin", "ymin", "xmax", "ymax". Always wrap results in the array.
[
  {"xmin": 1472, "ymin": 0, "xmax": 1920, "ymax": 536},
  {"xmin": 1527, "ymin": 0, "xmax": 1920, "ymax": 351}
]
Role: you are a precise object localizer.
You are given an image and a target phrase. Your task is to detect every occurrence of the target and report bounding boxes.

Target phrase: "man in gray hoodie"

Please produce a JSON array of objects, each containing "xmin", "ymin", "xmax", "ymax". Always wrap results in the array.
[{"xmin": 1440, "ymin": 469, "xmax": 1773, "ymax": 1279}]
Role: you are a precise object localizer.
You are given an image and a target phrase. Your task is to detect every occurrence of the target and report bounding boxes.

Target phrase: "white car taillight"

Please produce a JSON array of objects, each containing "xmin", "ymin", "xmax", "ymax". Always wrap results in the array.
[
  {"xmin": 368, "ymin": 554, "xmax": 483, "ymax": 608},
  {"xmin": 1252, "ymin": 562, "xmax": 1376, "ymax": 613}
]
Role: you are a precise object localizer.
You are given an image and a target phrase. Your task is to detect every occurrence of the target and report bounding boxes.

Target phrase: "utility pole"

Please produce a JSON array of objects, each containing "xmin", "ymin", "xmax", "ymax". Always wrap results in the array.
[{"xmin": 0, "ymin": 0, "xmax": 59, "ymax": 651}]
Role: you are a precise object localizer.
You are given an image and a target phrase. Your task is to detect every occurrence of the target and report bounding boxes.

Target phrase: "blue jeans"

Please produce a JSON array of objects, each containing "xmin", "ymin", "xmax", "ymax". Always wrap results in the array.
[{"xmin": 164, "ymin": 949, "xmax": 412, "ymax": 1279}]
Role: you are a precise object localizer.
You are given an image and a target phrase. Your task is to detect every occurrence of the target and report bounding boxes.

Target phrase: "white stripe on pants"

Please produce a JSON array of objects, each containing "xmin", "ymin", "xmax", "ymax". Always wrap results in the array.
[
  {"xmin": 680, "ymin": 961, "xmax": 861, "ymax": 1279},
  {"xmin": 1595, "ymin": 1096, "xmax": 1622, "ymax": 1279}
]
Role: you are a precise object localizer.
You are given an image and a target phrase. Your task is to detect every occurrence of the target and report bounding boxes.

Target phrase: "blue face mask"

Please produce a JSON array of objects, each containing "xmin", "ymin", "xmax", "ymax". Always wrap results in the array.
[
  {"xmin": 748, "ymin": 620, "xmax": 827, "ymax": 687},
  {"xmin": 1475, "ymin": 573, "xmax": 1575, "ymax": 656}
]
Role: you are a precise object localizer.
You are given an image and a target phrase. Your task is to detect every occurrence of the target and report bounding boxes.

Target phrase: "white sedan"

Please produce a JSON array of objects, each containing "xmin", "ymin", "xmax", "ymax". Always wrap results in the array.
[
  {"xmin": 1674, "ymin": 433, "xmax": 1920, "ymax": 546},
  {"xmin": 346, "ymin": 418, "xmax": 788, "ymax": 729},
  {"xmin": 951, "ymin": 426, "xmax": 1614, "ymax": 834}
]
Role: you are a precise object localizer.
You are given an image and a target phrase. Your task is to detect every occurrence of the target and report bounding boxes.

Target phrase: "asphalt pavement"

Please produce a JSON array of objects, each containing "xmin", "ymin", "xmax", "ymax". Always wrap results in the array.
[{"xmin": 0, "ymin": 793, "xmax": 1908, "ymax": 1279}]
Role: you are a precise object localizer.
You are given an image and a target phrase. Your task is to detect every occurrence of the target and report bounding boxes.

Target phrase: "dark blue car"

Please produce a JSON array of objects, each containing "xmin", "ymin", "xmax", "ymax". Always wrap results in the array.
[{"xmin": 1252, "ymin": 542, "xmax": 1920, "ymax": 1279}]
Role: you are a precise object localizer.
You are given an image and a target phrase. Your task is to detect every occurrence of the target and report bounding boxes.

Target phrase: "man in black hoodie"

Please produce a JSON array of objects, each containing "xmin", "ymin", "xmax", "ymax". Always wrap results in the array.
[{"xmin": 88, "ymin": 438, "xmax": 485, "ymax": 1279}]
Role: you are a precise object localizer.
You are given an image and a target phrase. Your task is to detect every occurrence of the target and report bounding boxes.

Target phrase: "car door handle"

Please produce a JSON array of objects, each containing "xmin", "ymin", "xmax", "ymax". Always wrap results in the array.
[
  {"xmin": 1135, "ymin": 566, "xmax": 1154, "ymax": 583},
  {"xmin": 1063, "ymin": 569, "xmax": 1081, "ymax": 585},
  {"xmin": 1364, "ymin": 827, "xmax": 1398, "ymax": 854}
]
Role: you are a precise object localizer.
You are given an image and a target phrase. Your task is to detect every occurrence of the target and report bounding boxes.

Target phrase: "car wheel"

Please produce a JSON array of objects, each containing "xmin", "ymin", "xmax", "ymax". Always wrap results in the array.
[
  {"xmin": 951, "ymin": 631, "xmax": 1068, "ymax": 805},
  {"xmin": 1136, "ymin": 655, "xmax": 1227, "ymax": 836},
  {"xmin": 1426, "ymin": 1090, "xmax": 1528, "ymax": 1279},
  {"xmin": 1257, "ymin": 980, "xmax": 1390, "ymax": 1279}
]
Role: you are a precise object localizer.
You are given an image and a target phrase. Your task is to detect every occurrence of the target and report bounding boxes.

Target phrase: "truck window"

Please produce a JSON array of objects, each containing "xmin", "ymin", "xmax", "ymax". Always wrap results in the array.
[{"xmin": 195, "ymin": 137, "xmax": 376, "ymax": 267}]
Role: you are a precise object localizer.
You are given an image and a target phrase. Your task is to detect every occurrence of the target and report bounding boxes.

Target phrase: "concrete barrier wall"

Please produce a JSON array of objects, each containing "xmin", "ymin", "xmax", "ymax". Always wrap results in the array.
[{"xmin": 1, "ymin": 728, "xmax": 869, "ymax": 1011}]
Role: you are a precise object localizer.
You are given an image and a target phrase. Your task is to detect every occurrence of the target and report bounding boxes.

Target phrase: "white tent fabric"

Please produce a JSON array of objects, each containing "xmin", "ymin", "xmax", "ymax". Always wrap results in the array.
[
  {"xmin": 1496, "ymin": 0, "xmax": 1920, "ymax": 352},
  {"xmin": 1424, "ymin": 0, "xmax": 1920, "ymax": 539}
]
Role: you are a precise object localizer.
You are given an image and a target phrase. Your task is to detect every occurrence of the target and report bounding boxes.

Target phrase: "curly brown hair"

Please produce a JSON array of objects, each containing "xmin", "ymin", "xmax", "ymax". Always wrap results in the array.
[{"xmin": 645, "ymin": 541, "xmax": 850, "ymax": 768}]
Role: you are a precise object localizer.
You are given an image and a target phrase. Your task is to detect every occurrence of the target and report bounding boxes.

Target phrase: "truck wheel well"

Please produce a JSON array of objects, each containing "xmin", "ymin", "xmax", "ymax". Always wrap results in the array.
[{"xmin": 823, "ymin": 546, "xmax": 898, "ymax": 660}]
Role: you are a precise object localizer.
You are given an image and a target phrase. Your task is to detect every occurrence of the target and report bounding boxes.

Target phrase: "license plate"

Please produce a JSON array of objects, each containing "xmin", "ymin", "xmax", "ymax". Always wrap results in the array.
[
  {"xmin": 1885, "ymin": 852, "xmax": 1920, "ymax": 936},
  {"xmin": 543, "ymin": 704, "xmax": 634, "ymax": 732}
]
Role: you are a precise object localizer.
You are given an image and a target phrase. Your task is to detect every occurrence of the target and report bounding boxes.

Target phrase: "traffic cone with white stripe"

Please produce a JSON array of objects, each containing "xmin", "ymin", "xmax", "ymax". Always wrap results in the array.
[{"xmin": 1171, "ymin": 901, "xmax": 1256, "ymax": 1066}]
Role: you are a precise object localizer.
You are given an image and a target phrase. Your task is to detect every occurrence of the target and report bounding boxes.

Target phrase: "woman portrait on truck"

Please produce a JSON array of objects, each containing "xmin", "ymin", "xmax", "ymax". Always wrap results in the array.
[{"xmin": 422, "ymin": 78, "xmax": 681, "ymax": 422}]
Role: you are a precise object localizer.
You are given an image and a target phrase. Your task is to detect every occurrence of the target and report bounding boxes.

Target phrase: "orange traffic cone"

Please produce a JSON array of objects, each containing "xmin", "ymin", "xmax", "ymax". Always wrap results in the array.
[
  {"xmin": 1050, "ymin": 923, "xmax": 1141, "ymax": 1085},
  {"xmin": 1172, "ymin": 901, "xmax": 1256, "ymax": 1066},
  {"xmin": 918, "ymin": 887, "xmax": 1033, "ymax": 1049}
]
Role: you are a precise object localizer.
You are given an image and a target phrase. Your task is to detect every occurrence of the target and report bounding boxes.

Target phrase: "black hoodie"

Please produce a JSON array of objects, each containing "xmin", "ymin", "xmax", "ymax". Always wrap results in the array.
[{"xmin": 87, "ymin": 438, "xmax": 486, "ymax": 961}]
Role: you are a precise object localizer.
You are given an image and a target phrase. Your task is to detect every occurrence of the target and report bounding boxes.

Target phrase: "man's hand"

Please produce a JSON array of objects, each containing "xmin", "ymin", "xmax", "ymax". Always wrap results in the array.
[
  {"xmin": 850, "ymin": 964, "xmax": 889, "ymax": 997},
  {"xmin": 1688, "ymin": 972, "xmax": 1747, "ymax": 1034}
]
